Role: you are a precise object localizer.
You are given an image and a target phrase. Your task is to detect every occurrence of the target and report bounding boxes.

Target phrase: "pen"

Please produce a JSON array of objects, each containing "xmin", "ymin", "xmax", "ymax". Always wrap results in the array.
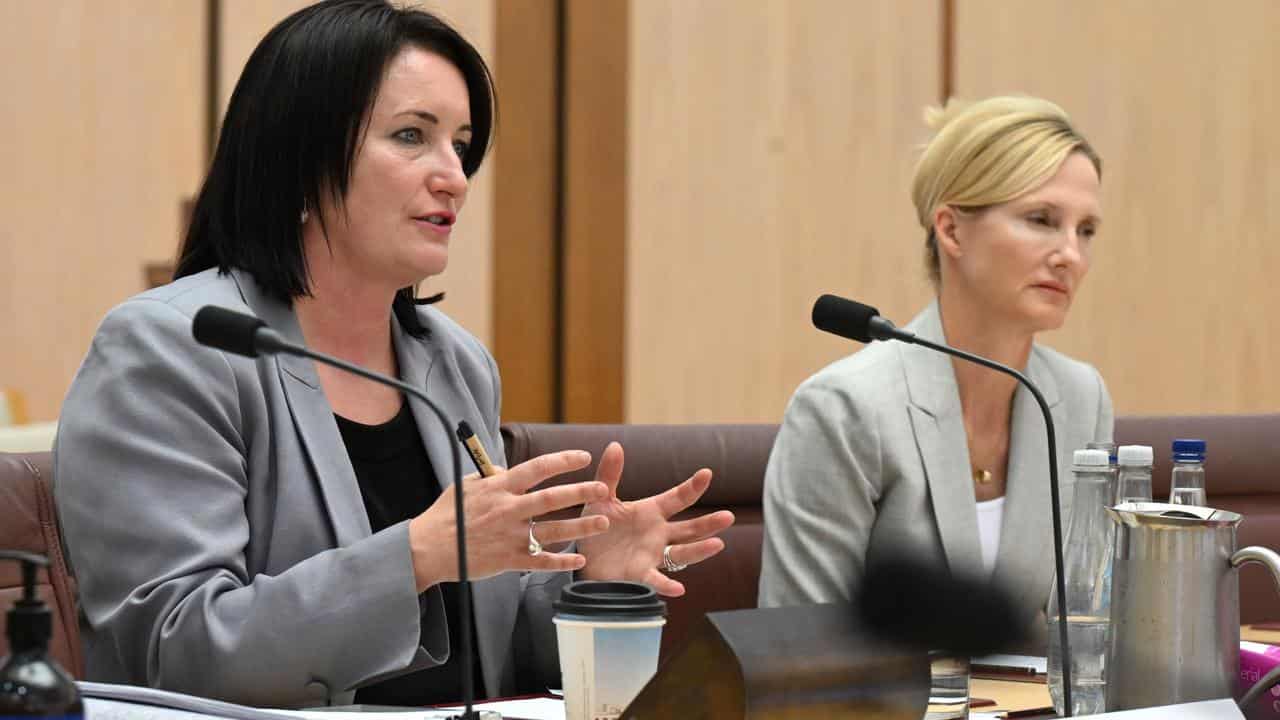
[{"xmin": 455, "ymin": 421, "xmax": 498, "ymax": 477}]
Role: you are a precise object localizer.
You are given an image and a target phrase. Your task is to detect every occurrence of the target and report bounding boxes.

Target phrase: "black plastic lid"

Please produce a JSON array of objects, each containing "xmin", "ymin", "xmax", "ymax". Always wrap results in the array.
[
  {"xmin": 0, "ymin": 551, "xmax": 52, "ymax": 654},
  {"xmin": 7, "ymin": 603, "xmax": 52, "ymax": 653},
  {"xmin": 553, "ymin": 580, "xmax": 666, "ymax": 618}
]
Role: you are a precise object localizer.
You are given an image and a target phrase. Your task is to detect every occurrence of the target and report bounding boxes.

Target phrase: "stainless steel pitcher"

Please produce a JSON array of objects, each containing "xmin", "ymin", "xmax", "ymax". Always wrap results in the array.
[{"xmin": 1106, "ymin": 502, "xmax": 1280, "ymax": 711}]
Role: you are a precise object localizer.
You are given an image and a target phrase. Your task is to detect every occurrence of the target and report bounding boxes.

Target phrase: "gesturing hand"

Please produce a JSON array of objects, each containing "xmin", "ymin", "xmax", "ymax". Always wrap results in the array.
[
  {"xmin": 408, "ymin": 450, "xmax": 612, "ymax": 592},
  {"xmin": 576, "ymin": 442, "xmax": 736, "ymax": 596}
]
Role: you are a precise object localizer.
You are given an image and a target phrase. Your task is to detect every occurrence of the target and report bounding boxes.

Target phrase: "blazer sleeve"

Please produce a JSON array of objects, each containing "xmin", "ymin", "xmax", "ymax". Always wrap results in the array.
[
  {"xmin": 758, "ymin": 378, "xmax": 882, "ymax": 607},
  {"xmin": 54, "ymin": 299, "xmax": 424, "ymax": 707}
]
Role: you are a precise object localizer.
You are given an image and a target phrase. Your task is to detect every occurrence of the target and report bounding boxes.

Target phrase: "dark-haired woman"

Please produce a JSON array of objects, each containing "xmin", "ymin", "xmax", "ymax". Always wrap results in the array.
[{"xmin": 54, "ymin": 0, "xmax": 733, "ymax": 708}]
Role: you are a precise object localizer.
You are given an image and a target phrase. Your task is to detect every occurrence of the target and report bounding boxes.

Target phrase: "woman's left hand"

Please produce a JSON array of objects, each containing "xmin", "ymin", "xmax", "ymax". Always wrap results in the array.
[{"xmin": 576, "ymin": 442, "xmax": 736, "ymax": 596}]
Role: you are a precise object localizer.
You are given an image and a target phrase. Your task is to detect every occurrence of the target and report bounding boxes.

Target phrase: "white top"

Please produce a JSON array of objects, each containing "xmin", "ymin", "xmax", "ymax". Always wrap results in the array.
[{"xmin": 975, "ymin": 496, "xmax": 1007, "ymax": 577}]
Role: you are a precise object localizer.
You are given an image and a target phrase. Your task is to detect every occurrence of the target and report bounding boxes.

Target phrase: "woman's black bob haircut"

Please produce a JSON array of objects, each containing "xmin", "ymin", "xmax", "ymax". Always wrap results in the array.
[{"xmin": 176, "ymin": 0, "xmax": 495, "ymax": 337}]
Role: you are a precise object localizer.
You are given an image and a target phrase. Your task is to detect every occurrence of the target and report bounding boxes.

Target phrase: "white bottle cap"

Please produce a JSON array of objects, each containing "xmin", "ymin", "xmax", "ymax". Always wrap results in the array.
[
  {"xmin": 1117, "ymin": 445, "xmax": 1154, "ymax": 466},
  {"xmin": 1073, "ymin": 449, "xmax": 1110, "ymax": 466}
]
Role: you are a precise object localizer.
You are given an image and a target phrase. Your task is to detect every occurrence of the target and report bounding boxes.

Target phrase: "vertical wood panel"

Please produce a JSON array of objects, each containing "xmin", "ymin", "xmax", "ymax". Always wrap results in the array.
[
  {"xmin": 218, "ymin": 0, "xmax": 497, "ymax": 347},
  {"xmin": 0, "ymin": 2, "xmax": 205, "ymax": 421},
  {"xmin": 955, "ymin": 0, "xmax": 1280, "ymax": 415},
  {"xmin": 493, "ymin": 0, "xmax": 560, "ymax": 422},
  {"xmin": 562, "ymin": 0, "xmax": 627, "ymax": 422},
  {"xmin": 217, "ymin": 0, "xmax": 312, "ymax": 120},
  {"xmin": 625, "ymin": 0, "xmax": 939, "ymax": 423}
]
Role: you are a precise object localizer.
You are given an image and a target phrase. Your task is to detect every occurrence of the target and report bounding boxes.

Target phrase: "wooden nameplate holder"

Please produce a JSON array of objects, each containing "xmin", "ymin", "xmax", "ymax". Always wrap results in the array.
[{"xmin": 621, "ymin": 603, "xmax": 929, "ymax": 719}]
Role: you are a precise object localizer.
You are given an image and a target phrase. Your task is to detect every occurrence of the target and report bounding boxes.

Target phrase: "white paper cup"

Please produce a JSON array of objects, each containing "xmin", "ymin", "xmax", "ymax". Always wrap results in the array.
[{"xmin": 553, "ymin": 581, "xmax": 666, "ymax": 720}]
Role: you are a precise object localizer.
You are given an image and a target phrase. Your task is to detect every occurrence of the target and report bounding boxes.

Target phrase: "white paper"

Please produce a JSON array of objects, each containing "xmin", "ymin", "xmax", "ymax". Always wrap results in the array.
[
  {"xmin": 436, "ymin": 697, "xmax": 565, "ymax": 720},
  {"xmin": 970, "ymin": 653, "xmax": 1048, "ymax": 674},
  {"xmin": 78, "ymin": 681, "xmax": 538, "ymax": 720},
  {"xmin": 275, "ymin": 707, "xmax": 450, "ymax": 712},
  {"xmin": 79, "ymin": 681, "xmax": 309, "ymax": 720},
  {"xmin": 1074, "ymin": 698, "xmax": 1244, "ymax": 719}
]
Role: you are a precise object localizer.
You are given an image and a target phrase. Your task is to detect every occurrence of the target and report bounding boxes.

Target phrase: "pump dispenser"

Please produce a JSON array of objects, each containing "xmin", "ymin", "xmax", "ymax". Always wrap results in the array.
[{"xmin": 0, "ymin": 551, "xmax": 83, "ymax": 718}]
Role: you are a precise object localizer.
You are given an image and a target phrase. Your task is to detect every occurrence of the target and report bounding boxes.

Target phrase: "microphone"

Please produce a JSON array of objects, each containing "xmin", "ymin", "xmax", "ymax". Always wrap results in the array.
[
  {"xmin": 858, "ymin": 553, "xmax": 1027, "ymax": 657},
  {"xmin": 812, "ymin": 294, "xmax": 1076, "ymax": 716},
  {"xmin": 192, "ymin": 305, "xmax": 482, "ymax": 720},
  {"xmin": 811, "ymin": 294, "xmax": 916, "ymax": 344}
]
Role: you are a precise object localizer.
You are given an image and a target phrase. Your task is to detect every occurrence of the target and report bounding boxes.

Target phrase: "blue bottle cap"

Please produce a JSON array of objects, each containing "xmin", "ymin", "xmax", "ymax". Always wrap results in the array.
[{"xmin": 1172, "ymin": 438, "xmax": 1206, "ymax": 461}]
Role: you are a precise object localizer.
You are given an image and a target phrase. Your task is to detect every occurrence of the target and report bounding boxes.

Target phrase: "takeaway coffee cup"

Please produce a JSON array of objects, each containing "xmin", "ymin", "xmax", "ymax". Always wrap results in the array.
[{"xmin": 553, "ymin": 580, "xmax": 666, "ymax": 720}]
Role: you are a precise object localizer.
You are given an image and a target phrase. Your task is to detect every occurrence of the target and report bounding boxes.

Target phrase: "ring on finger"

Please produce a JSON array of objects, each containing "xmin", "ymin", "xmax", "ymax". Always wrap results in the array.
[
  {"xmin": 661, "ymin": 544, "xmax": 688, "ymax": 573},
  {"xmin": 528, "ymin": 520, "xmax": 542, "ymax": 556}
]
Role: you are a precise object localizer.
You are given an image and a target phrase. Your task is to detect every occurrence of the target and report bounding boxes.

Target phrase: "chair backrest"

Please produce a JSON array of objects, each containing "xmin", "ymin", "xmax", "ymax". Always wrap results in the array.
[
  {"xmin": 9, "ymin": 415, "xmax": 1277, "ymax": 677},
  {"xmin": 506, "ymin": 415, "xmax": 1280, "ymax": 651},
  {"xmin": 1116, "ymin": 413, "xmax": 1280, "ymax": 623},
  {"xmin": 0, "ymin": 451, "xmax": 83, "ymax": 677},
  {"xmin": 502, "ymin": 423, "xmax": 778, "ymax": 659}
]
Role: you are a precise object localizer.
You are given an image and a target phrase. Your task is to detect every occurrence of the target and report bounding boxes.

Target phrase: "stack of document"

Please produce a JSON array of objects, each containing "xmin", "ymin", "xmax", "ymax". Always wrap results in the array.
[{"xmin": 78, "ymin": 682, "xmax": 567, "ymax": 720}]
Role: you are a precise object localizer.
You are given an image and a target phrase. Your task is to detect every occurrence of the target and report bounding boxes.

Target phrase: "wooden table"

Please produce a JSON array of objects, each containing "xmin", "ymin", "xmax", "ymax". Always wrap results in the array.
[{"xmin": 972, "ymin": 677, "xmax": 1053, "ymax": 717}]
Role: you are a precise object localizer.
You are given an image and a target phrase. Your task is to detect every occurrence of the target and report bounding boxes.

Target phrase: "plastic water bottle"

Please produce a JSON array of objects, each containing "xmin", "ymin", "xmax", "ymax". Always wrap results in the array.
[
  {"xmin": 1169, "ymin": 439, "xmax": 1207, "ymax": 506},
  {"xmin": 1115, "ymin": 445, "xmax": 1153, "ymax": 504},
  {"xmin": 1084, "ymin": 441, "xmax": 1118, "ymax": 607},
  {"xmin": 1086, "ymin": 442, "xmax": 1117, "ymax": 499},
  {"xmin": 1047, "ymin": 449, "xmax": 1115, "ymax": 717}
]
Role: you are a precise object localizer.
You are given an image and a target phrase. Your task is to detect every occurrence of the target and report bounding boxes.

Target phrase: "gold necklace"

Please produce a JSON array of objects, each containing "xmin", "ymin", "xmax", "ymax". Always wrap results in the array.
[{"xmin": 973, "ymin": 468, "xmax": 993, "ymax": 485}]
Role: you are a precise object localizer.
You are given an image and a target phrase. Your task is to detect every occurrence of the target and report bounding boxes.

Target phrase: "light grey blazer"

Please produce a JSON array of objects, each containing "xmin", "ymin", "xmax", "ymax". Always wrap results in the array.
[
  {"xmin": 53, "ymin": 268, "xmax": 566, "ymax": 707},
  {"xmin": 758, "ymin": 301, "xmax": 1113, "ymax": 647}
]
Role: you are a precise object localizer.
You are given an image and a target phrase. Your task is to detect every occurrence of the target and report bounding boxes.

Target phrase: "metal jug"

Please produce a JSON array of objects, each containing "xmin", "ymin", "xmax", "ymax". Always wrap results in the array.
[{"xmin": 1106, "ymin": 502, "xmax": 1280, "ymax": 711}]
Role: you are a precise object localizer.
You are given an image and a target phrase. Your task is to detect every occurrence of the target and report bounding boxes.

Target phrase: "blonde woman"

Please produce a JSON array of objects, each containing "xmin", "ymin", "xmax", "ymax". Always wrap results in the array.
[{"xmin": 758, "ymin": 96, "xmax": 1113, "ymax": 647}]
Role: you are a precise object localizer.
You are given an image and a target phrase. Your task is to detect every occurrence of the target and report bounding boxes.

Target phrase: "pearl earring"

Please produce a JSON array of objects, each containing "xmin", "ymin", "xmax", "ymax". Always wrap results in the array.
[{"xmin": 300, "ymin": 208, "xmax": 309, "ymax": 224}]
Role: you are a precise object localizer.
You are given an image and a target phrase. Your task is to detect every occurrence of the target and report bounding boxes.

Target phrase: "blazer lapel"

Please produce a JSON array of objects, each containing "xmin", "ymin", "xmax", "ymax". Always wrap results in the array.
[
  {"xmin": 393, "ymin": 315, "xmax": 520, "ymax": 697},
  {"xmin": 232, "ymin": 271, "xmax": 370, "ymax": 548},
  {"xmin": 992, "ymin": 348, "xmax": 1065, "ymax": 612},
  {"xmin": 393, "ymin": 322, "xmax": 451, "ymax": 493},
  {"xmin": 902, "ymin": 302, "xmax": 983, "ymax": 579}
]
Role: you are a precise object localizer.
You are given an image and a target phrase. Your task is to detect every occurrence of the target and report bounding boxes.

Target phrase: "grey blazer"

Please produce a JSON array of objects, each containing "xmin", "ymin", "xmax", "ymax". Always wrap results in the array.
[
  {"xmin": 53, "ymin": 268, "xmax": 566, "ymax": 707},
  {"xmin": 758, "ymin": 301, "xmax": 1113, "ymax": 646}
]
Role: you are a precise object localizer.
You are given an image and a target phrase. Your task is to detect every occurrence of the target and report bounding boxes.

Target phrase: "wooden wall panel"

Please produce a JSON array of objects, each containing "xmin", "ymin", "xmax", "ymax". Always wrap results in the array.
[
  {"xmin": 0, "ymin": 2, "xmax": 205, "ymax": 421},
  {"xmin": 954, "ymin": 0, "xmax": 1280, "ymax": 415},
  {"xmin": 217, "ymin": 0, "xmax": 312, "ymax": 121},
  {"xmin": 625, "ymin": 0, "xmax": 939, "ymax": 423},
  {"xmin": 219, "ymin": 0, "xmax": 497, "ymax": 347},
  {"xmin": 493, "ymin": 0, "xmax": 560, "ymax": 422},
  {"xmin": 562, "ymin": 0, "xmax": 628, "ymax": 423}
]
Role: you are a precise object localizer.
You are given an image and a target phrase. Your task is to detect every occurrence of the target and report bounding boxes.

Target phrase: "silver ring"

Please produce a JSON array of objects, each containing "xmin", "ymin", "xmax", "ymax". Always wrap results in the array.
[
  {"xmin": 527, "ymin": 520, "xmax": 542, "ymax": 556},
  {"xmin": 661, "ymin": 545, "xmax": 688, "ymax": 573}
]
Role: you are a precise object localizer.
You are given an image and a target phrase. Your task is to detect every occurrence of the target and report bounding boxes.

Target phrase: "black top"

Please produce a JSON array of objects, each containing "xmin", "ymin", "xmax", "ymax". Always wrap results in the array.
[{"xmin": 336, "ymin": 402, "xmax": 484, "ymax": 706}]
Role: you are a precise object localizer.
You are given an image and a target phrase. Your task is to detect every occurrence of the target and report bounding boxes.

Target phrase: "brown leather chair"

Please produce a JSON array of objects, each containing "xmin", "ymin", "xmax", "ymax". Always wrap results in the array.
[
  {"xmin": 502, "ymin": 423, "xmax": 778, "ymax": 660},
  {"xmin": 506, "ymin": 415, "xmax": 1280, "ymax": 658},
  {"xmin": 8, "ymin": 414, "xmax": 1278, "ymax": 676},
  {"xmin": 0, "ymin": 451, "xmax": 83, "ymax": 677}
]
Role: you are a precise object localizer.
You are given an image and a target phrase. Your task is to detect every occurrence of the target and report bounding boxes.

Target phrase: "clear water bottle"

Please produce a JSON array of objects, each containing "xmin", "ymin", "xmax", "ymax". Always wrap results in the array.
[
  {"xmin": 1169, "ymin": 438, "xmax": 1207, "ymax": 506},
  {"xmin": 1115, "ymin": 445, "xmax": 1153, "ymax": 504},
  {"xmin": 1084, "ymin": 441, "xmax": 1119, "ymax": 607},
  {"xmin": 1048, "ymin": 449, "xmax": 1114, "ymax": 717}
]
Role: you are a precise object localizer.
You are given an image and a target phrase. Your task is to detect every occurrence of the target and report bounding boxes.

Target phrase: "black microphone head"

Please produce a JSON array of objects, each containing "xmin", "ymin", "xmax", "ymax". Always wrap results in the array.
[
  {"xmin": 193, "ymin": 305, "xmax": 267, "ymax": 358},
  {"xmin": 856, "ymin": 551, "xmax": 1028, "ymax": 656},
  {"xmin": 812, "ymin": 294, "xmax": 882, "ymax": 343}
]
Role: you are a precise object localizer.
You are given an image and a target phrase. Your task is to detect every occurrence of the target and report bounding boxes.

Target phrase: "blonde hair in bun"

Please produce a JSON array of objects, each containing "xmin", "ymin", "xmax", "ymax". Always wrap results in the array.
[{"xmin": 911, "ymin": 95, "xmax": 1101, "ymax": 288}]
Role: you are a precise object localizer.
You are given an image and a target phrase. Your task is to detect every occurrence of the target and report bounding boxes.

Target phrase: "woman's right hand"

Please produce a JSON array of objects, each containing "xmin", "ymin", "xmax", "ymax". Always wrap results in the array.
[{"xmin": 407, "ymin": 450, "xmax": 610, "ymax": 591}]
